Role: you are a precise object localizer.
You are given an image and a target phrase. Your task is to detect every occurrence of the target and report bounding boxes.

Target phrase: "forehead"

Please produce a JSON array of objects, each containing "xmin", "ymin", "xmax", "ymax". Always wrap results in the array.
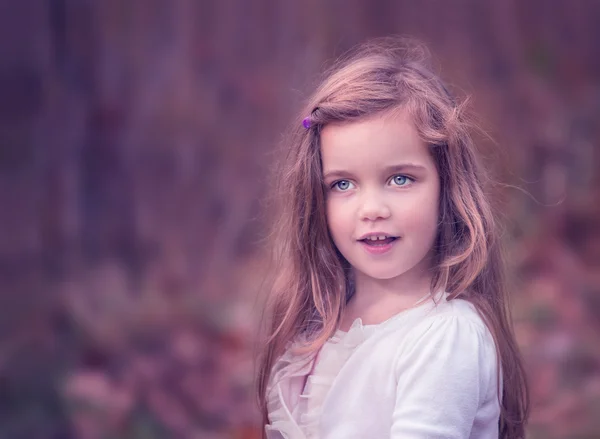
[{"xmin": 320, "ymin": 110, "xmax": 434, "ymax": 173}]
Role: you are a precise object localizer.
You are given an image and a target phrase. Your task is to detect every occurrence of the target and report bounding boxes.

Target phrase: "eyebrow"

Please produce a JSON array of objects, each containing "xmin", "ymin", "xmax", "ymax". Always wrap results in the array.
[{"xmin": 322, "ymin": 163, "xmax": 427, "ymax": 180}]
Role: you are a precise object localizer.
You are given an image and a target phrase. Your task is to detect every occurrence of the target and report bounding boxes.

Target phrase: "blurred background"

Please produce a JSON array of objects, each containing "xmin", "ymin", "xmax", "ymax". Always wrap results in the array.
[{"xmin": 1, "ymin": 0, "xmax": 599, "ymax": 438}]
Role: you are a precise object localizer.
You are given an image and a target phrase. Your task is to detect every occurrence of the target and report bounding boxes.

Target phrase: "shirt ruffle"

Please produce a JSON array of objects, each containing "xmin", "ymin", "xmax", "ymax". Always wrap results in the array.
[
  {"xmin": 265, "ymin": 291, "xmax": 444, "ymax": 439},
  {"xmin": 266, "ymin": 318, "xmax": 374, "ymax": 439}
]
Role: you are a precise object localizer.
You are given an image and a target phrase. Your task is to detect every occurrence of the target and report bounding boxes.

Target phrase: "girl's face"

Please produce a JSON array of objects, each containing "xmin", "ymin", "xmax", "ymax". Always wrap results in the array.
[{"xmin": 321, "ymin": 109, "xmax": 440, "ymax": 284}]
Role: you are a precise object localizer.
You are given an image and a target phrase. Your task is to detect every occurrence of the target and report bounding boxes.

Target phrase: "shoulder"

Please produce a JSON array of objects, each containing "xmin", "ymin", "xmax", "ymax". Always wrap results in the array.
[
  {"xmin": 392, "ymin": 297, "xmax": 498, "ymax": 374},
  {"xmin": 386, "ymin": 298, "xmax": 503, "ymax": 435},
  {"xmin": 382, "ymin": 296, "xmax": 491, "ymax": 344},
  {"xmin": 413, "ymin": 296, "xmax": 490, "ymax": 337},
  {"xmin": 427, "ymin": 295, "xmax": 485, "ymax": 321}
]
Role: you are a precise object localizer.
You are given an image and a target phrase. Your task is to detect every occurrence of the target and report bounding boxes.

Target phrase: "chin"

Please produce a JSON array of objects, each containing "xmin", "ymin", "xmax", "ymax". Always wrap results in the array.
[
  {"xmin": 353, "ymin": 255, "xmax": 429, "ymax": 280},
  {"xmin": 355, "ymin": 265, "xmax": 410, "ymax": 281}
]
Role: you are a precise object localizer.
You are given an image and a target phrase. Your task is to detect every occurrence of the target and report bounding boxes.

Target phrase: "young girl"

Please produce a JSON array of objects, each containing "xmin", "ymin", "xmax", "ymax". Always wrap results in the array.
[{"xmin": 257, "ymin": 38, "xmax": 529, "ymax": 439}]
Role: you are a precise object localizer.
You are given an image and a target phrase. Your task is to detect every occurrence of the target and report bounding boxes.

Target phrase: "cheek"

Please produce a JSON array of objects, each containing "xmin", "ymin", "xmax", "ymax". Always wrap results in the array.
[
  {"xmin": 326, "ymin": 199, "xmax": 349, "ymax": 240},
  {"xmin": 326, "ymin": 199, "xmax": 338, "ymax": 229},
  {"xmin": 400, "ymin": 192, "xmax": 440, "ymax": 239},
  {"xmin": 421, "ymin": 197, "xmax": 440, "ymax": 244}
]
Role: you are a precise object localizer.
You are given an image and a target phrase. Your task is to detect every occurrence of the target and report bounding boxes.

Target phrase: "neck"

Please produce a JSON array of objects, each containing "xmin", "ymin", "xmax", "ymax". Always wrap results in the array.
[
  {"xmin": 344, "ymin": 257, "xmax": 436, "ymax": 327},
  {"xmin": 354, "ymin": 268, "xmax": 432, "ymax": 305}
]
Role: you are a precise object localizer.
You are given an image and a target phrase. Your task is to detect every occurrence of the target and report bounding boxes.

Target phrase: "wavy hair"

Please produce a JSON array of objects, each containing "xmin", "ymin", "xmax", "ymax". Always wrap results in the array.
[{"xmin": 257, "ymin": 37, "xmax": 529, "ymax": 438}]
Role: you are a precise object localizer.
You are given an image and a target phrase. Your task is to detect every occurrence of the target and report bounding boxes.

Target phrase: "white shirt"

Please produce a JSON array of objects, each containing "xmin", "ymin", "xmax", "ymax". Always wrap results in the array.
[{"xmin": 266, "ymin": 293, "xmax": 501, "ymax": 439}]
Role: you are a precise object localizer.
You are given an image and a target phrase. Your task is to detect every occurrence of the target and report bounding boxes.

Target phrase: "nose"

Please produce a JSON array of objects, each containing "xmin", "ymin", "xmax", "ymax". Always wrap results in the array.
[{"xmin": 358, "ymin": 190, "xmax": 391, "ymax": 221}]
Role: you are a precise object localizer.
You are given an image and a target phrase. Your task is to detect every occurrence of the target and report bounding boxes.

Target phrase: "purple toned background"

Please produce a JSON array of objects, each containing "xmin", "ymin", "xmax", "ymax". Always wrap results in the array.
[{"xmin": 1, "ymin": 1, "xmax": 599, "ymax": 438}]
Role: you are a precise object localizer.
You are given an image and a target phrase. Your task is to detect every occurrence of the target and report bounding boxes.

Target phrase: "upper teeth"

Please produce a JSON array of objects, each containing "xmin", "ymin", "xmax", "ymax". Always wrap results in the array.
[{"xmin": 366, "ymin": 235, "xmax": 389, "ymax": 241}]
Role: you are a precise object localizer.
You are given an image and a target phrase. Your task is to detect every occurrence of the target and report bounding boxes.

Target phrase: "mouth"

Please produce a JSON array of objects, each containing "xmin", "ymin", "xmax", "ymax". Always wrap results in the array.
[{"xmin": 358, "ymin": 235, "xmax": 398, "ymax": 247}]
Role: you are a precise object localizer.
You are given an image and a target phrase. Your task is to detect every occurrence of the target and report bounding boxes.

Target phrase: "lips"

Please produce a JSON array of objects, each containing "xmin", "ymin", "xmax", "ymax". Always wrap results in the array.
[
  {"xmin": 361, "ymin": 237, "xmax": 397, "ymax": 246},
  {"xmin": 357, "ymin": 233, "xmax": 399, "ymax": 255},
  {"xmin": 358, "ymin": 235, "xmax": 398, "ymax": 255},
  {"xmin": 358, "ymin": 233, "xmax": 398, "ymax": 243}
]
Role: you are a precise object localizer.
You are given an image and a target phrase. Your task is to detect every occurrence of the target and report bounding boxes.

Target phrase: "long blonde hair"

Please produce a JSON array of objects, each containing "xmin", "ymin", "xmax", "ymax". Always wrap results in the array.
[{"xmin": 257, "ymin": 37, "xmax": 529, "ymax": 438}]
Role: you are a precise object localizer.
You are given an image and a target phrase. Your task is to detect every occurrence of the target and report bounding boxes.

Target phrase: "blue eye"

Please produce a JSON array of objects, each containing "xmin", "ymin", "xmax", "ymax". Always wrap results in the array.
[
  {"xmin": 332, "ymin": 180, "xmax": 353, "ymax": 191},
  {"xmin": 391, "ymin": 175, "xmax": 412, "ymax": 186}
]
